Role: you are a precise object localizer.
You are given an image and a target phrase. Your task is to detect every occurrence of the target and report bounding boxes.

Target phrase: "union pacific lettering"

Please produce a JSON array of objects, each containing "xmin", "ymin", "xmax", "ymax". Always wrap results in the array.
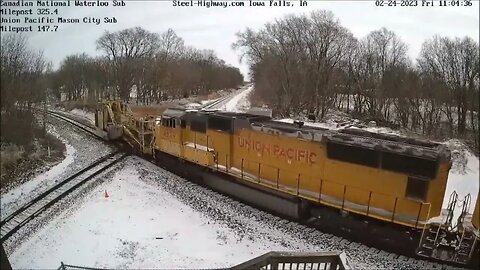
[{"xmin": 238, "ymin": 137, "xmax": 317, "ymax": 164}]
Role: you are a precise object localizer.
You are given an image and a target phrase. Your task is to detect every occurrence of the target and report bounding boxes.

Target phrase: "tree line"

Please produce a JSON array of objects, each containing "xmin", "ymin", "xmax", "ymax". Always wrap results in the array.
[
  {"xmin": 55, "ymin": 27, "xmax": 243, "ymax": 103},
  {"xmin": 53, "ymin": 28, "xmax": 243, "ymax": 103},
  {"xmin": 233, "ymin": 10, "xmax": 479, "ymax": 152},
  {"xmin": 1, "ymin": 35, "xmax": 59, "ymax": 158},
  {"xmin": 1, "ymin": 35, "xmax": 50, "ymax": 112},
  {"xmin": 1, "ymin": 27, "xmax": 244, "ymax": 112}
]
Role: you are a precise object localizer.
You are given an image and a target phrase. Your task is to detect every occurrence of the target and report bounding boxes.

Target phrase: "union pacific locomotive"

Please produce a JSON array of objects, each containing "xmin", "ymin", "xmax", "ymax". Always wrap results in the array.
[{"xmin": 95, "ymin": 100, "xmax": 479, "ymax": 267}]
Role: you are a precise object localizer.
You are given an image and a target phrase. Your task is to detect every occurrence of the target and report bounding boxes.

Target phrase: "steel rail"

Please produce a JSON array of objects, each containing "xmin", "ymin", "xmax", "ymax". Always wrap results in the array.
[
  {"xmin": 201, "ymin": 91, "xmax": 239, "ymax": 110},
  {"xmin": 0, "ymin": 152, "xmax": 117, "ymax": 227},
  {"xmin": 46, "ymin": 110, "xmax": 101, "ymax": 140},
  {"xmin": 0, "ymin": 152, "xmax": 128, "ymax": 242}
]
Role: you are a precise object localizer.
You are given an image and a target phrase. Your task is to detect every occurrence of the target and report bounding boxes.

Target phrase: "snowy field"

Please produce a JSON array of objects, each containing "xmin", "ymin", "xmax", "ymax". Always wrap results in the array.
[{"xmin": 0, "ymin": 126, "xmax": 75, "ymax": 220}]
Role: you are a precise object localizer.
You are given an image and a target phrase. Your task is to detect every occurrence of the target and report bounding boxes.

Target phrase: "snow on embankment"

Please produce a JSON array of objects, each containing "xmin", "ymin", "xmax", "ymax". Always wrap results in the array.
[
  {"xmin": 223, "ymin": 86, "xmax": 254, "ymax": 112},
  {"xmin": 0, "ymin": 126, "xmax": 76, "ymax": 219},
  {"xmin": 9, "ymin": 158, "xmax": 322, "ymax": 269},
  {"xmin": 442, "ymin": 139, "xmax": 479, "ymax": 213},
  {"xmin": 70, "ymin": 108, "xmax": 95, "ymax": 125}
]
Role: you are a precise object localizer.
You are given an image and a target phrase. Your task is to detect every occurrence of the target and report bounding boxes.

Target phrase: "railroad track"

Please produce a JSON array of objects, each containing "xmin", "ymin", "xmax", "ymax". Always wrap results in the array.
[
  {"xmin": 201, "ymin": 89, "xmax": 241, "ymax": 110},
  {"xmin": 0, "ymin": 151, "xmax": 128, "ymax": 242},
  {"xmin": 46, "ymin": 110, "xmax": 102, "ymax": 140}
]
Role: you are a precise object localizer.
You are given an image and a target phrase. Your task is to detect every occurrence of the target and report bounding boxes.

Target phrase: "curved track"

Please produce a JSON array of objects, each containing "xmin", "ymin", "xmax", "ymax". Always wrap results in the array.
[
  {"xmin": 0, "ymin": 152, "xmax": 127, "ymax": 242},
  {"xmin": 46, "ymin": 110, "xmax": 103, "ymax": 140}
]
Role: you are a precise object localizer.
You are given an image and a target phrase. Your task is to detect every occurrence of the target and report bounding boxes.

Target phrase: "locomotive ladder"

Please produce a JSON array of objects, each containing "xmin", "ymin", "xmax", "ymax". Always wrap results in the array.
[{"xmin": 416, "ymin": 191, "xmax": 477, "ymax": 264}]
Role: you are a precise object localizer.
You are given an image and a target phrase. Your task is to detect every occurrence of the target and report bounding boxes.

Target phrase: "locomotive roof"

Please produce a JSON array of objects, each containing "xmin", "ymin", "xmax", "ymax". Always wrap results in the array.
[
  {"xmin": 161, "ymin": 109, "xmax": 450, "ymax": 161},
  {"xmin": 164, "ymin": 108, "xmax": 270, "ymax": 121},
  {"xmin": 250, "ymin": 119, "xmax": 450, "ymax": 161}
]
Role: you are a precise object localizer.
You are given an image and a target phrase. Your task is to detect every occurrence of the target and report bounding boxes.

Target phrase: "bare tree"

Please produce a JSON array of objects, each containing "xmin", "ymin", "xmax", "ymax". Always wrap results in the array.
[
  {"xmin": 96, "ymin": 27, "xmax": 160, "ymax": 101},
  {"xmin": 354, "ymin": 28, "xmax": 409, "ymax": 120},
  {"xmin": 418, "ymin": 36, "xmax": 479, "ymax": 136},
  {"xmin": 233, "ymin": 11, "xmax": 478, "ymax": 153},
  {"xmin": 1, "ymin": 34, "xmax": 49, "ymax": 111},
  {"xmin": 234, "ymin": 11, "xmax": 357, "ymax": 117}
]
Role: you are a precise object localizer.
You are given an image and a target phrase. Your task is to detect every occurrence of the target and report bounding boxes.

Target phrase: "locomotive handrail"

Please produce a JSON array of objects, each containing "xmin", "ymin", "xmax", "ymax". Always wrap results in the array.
[
  {"xmin": 417, "ymin": 202, "xmax": 433, "ymax": 250},
  {"xmin": 157, "ymin": 140, "xmax": 432, "ymax": 229},
  {"xmin": 218, "ymin": 150, "xmax": 432, "ymax": 229}
]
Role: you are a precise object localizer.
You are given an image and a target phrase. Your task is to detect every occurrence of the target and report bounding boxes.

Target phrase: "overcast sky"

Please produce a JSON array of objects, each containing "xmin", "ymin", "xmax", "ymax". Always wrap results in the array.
[{"xmin": 17, "ymin": 0, "xmax": 480, "ymax": 77}]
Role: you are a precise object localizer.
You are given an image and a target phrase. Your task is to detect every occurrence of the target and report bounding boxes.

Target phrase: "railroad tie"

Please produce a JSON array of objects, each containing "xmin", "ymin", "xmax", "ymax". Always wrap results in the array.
[
  {"xmin": 348, "ymin": 241, "xmax": 361, "ymax": 249},
  {"xmin": 297, "ymin": 225, "xmax": 308, "ymax": 231},
  {"xmin": 397, "ymin": 255, "xmax": 408, "ymax": 261},
  {"xmin": 340, "ymin": 238, "xmax": 350, "ymax": 245},
  {"xmin": 330, "ymin": 236, "xmax": 341, "ymax": 242},
  {"xmin": 377, "ymin": 250, "xmax": 389, "ymax": 257},
  {"xmin": 387, "ymin": 252, "xmax": 398, "ymax": 260}
]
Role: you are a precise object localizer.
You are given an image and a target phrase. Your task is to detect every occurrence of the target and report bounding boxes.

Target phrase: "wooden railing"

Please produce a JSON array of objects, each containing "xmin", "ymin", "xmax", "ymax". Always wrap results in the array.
[{"xmin": 230, "ymin": 251, "xmax": 351, "ymax": 270}]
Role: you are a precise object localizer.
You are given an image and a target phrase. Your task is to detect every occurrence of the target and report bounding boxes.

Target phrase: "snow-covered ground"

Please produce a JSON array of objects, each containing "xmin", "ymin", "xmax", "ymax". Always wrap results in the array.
[
  {"xmin": 69, "ymin": 108, "xmax": 95, "ymax": 125},
  {"xmin": 222, "ymin": 85, "xmax": 254, "ymax": 112},
  {"xmin": 1, "ymin": 116, "xmax": 114, "ymax": 222},
  {"xmin": 0, "ymin": 126, "xmax": 75, "ymax": 220},
  {"xmin": 9, "ymin": 158, "xmax": 320, "ymax": 268}
]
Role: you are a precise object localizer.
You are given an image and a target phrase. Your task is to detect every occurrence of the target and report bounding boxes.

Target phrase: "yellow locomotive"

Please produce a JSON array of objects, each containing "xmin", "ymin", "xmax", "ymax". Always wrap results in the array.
[{"xmin": 95, "ymin": 100, "xmax": 479, "ymax": 266}]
